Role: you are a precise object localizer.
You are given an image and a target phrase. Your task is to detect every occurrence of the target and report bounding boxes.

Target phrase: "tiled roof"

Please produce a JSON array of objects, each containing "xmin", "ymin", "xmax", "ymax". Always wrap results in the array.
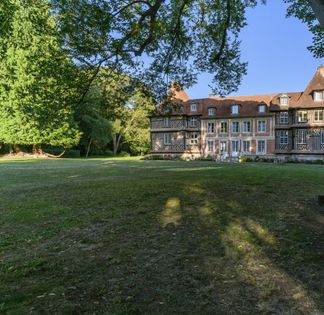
[
  {"xmin": 209, "ymin": 94, "xmax": 277, "ymax": 104},
  {"xmin": 182, "ymin": 94, "xmax": 277, "ymax": 117},
  {"xmin": 293, "ymin": 66, "xmax": 324, "ymax": 108},
  {"xmin": 156, "ymin": 66, "xmax": 324, "ymax": 117},
  {"xmin": 173, "ymin": 89, "xmax": 189, "ymax": 102},
  {"xmin": 270, "ymin": 92, "xmax": 303, "ymax": 111}
]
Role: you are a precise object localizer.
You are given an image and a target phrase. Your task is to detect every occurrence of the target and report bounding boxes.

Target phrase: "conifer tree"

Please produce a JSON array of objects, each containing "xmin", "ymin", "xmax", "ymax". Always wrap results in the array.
[{"xmin": 0, "ymin": 0, "xmax": 81, "ymax": 152}]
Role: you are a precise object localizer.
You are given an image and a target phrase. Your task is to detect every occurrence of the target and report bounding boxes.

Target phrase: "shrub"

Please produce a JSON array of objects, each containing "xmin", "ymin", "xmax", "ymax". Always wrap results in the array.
[
  {"xmin": 64, "ymin": 149, "xmax": 81, "ymax": 158},
  {"xmin": 0, "ymin": 144, "xmax": 10, "ymax": 154},
  {"xmin": 103, "ymin": 149, "xmax": 114, "ymax": 157},
  {"xmin": 118, "ymin": 151, "xmax": 131, "ymax": 157}
]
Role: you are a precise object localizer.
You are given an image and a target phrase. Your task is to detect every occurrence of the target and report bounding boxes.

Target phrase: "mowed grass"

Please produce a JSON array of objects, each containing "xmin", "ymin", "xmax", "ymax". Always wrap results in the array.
[{"xmin": 0, "ymin": 158, "xmax": 323, "ymax": 314}]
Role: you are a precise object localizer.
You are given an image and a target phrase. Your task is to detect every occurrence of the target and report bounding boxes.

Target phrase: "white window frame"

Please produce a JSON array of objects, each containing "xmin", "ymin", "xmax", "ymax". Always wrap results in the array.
[
  {"xmin": 190, "ymin": 103, "xmax": 197, "ymax": 112},
  {"xmin": 297, "ymin": 130, "xmax": 307, "ymax": 144},
  {"xmin": 257, "ymin": 120, "xmax": 266, "ymax": 133},
  {"xmin": 189, "ymin": 117, "xmax": 197, "ymax": 127},
  {"xmin": 220, "ymin": 141, "xmax": 227, "ymax": 152},
  {"xmin": 232, "ymin": 121, "xmax": 239, "ymax": 133},
  {"xmin": 207, "ymin": 122, "xmax": 214, "ymax": 134},
  {"xmin": 314, "ymin": 91, "xmax": 324, "ymax": 102},
  {"xmin": 231, "ymin": 140, "xmax": 240, "ymax": 153},
  {"xmin": 190, "ymin": 133, "xmax": 198, "ymax": 145},
  {"xmin": 280, "ymin": 96, "xmax": 289, "ymax": 106},
  {"xmin": 231, "ymin": 105, "xmax": 239, "ymax": 115},
  {"xmin": 279, "ymin": 130, "xmax": 288, "ymax": 145},
  {"xmin": 208, "ymin": 108, "xmax": 214, "ymax": 116},
  {"xmin": 314, "ymin": 109, "xmax": 323, "ymax": 122},
  {"xmin": 257, "ymin": 140, "xmax": 266, "ymax": 154},
  {"xmin": 163, "ymin": 133, "xmax": 171, "ymax": 145},
  {"xmin": 163, "ymin": 117, "xmax": 170, "ymax": 127},
  {"xmin": 220, "ymin": 121, "xmax": 228, "ymax": 133},
  {"xmin": 242, "ymin": 140, "xmax": 251, "ymax": 153},
  {"xmin": 242, "ymin": 121, "xmax": 251, "ymax": 133},
  {"xmin": 258, "ymin": 104, "xmax": 266, "ymax": 113},
  {"xmin": 297, "ymin": 110, "xmax": 308, "ymax": 123},
  {"xmin": 207, "ymin": 140, "xmax": 214, "ymax": 153},
  {"xmin": 279, "ymin": 112, "xmax": 289, "ymax": 124}
]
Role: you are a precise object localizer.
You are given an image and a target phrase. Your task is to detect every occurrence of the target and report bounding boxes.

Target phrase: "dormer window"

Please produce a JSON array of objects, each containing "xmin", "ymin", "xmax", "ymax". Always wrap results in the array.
[
  {"xmin": 258, "ymin": 104, "xmax": 266, "ymax": 113},
  {"xmin": 280, "ymin": 95, "xmax": 289, "ymax": 106},
  {"xmin": 314, "ymin": 90, "xmax": 324, "ymax": 102},
  {"xmin": 190, "ymin": 103, "xmax": 197, "ymax": 112},
  {"xmin": 231, "ymin": 105, "xmax": 239, "ymax": 115},
  {"xmin": 208, "ymin": 108, "xmax": 215, "ymax": 116}
]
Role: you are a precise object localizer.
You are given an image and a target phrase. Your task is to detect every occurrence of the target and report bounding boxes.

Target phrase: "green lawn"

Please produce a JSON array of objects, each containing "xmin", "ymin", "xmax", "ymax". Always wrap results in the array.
[{"xmin": 0, "ymin": 158, "xmax": 323, "ymax": 314}]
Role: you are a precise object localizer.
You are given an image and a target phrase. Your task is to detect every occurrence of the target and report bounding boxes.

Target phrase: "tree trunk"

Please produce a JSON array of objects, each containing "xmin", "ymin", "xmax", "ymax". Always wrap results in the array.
[
  {"xmin": 116, "ymin": 133, "xmax": 122, "ymax": 155},
  {"xmin": 45, "ymin": 150, "xmax": 66, "ymax": 158},
  {"xmin": 32, "ymin": 144, "xmax": 44, "ymax": 155},
  {"xmin": 11, "ymin": 144, "xmax": 22, "ymax": 154},
  {"xmin": 85, "ymin": 138, "xmax": 93, "ymax": 158},
  {"xmin": 309, "ymin": 0, "xmax": 324, "ymax": 26},
  {"xmin": 112, "ymin": 132, "xmax": 123, "ymax": 156},
  {"xmin": 112, "ymin": 134, "xmax": 116, "ymax": 156}
]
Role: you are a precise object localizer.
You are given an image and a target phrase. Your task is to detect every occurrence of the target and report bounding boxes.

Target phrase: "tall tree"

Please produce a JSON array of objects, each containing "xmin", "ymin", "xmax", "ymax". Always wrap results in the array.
[
  {"xmin": 124, "ymin": 90, "xmax": 156, "ymax": 155},
  {"xmin": 100, "ymin": 70, "xmax": 139, "ymax": 155},
  {"xmin": 75, "ymin": 77, "xmax": 111, "ymax": 158},
  {"xmin": 0, "ymin": 0, "xmax": 81, "ymax": 152},
  {"xmin": 51, "ymin": 0, "xmax": 264, "ymax": 98},
  {"xmin": 74, "ymin": 68, "xmax": 154, "ymax": 156}
]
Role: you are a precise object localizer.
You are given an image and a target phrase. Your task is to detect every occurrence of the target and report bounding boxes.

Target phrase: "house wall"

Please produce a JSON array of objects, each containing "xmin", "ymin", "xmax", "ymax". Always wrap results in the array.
[
  {"xmin": 274, "ymin": 108, "xmax": 324, "ymax": 155},
  {"xmin": 150, "ymin": 101, "xmax": 324, "ymax": 159},
  {"xmin": 151, "ymin": 131, "xmax": 186, "ymax": 153},
  {"xmin": 201, "ymin": 117, "xmax": 275, "ymax": 156}
]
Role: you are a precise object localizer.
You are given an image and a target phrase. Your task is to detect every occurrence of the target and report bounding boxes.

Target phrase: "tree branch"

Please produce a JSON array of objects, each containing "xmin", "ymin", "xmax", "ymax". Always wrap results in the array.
[
  {"xmin": 112, "ymin": 0, "xmax": 152, "ymax": 18},
  {"xmin": 212, "ymin": 0, "xmax": 231, "ymax": 63},
  {"xmin": 309, "ymin": 0, "xmax": 324, "ymax": 26}
]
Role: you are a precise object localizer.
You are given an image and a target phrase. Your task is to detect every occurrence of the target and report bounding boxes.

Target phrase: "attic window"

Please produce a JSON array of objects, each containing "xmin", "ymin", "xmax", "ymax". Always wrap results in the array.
[
  {"xmin": 231, "ymin": 105, "xmax": 239, "ymax": 115},
  {"xmin": 314, "ymin": 90, "xmax": 324, "ymax": 102},
  {"xmin": 258, "ymin": 104, "xmax": 266, "ymax": 113},
  {"xmin": 280, "ymin": 95, "xmax": 289, "ymax": 106},
  {"xmin": 208, "ymin": 108, "xmax": 215, "ymax": 116},
  {"xmin": 190, "ymin": 103, "xmax": 197, "ymax": 112}
]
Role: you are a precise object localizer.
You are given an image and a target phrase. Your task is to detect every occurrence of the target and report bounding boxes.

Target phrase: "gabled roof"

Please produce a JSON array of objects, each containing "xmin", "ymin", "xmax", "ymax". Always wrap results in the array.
[
  {"xmin": 270, "ymin": 92, "xmax": 303, "ymax": 110},
  {"xmin": 208, "ymin": 93, "xmax": 277, "ymax": 105},
  {"xmin": 173, "ymin": 89, "xmax": 189, "ymax": 102},
  {"xmin": 169, "ymin": 82, "xmax": 190, "ymax": 102},
  {"xmin": 153, "ymin": 66, "xmax": 324, "ymax": 117},
  {"xmin": 186, "ymin": 94, "xmax": 276, "ymax": 117},
  {"xmin": 293, "ymin": 66, "xmax": 324, "ymax": 108}
]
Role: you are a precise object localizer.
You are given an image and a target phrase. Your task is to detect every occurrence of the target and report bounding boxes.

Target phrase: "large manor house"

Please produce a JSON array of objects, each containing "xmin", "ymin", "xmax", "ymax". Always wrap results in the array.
[{"xmin": 150, "ymin": 66, "xmax": 324, "ymax": 160}]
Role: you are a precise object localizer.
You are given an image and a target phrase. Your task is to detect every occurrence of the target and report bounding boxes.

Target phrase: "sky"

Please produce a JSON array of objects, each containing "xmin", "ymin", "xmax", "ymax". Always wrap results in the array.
[{"xmin": 186, "ymin": 1, "xmax": 324, "ymax": 99}]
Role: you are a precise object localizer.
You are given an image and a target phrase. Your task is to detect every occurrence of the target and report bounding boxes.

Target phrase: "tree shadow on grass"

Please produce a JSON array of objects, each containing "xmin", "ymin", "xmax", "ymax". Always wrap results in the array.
[
  {"xmin": 115, "ymin": 180, "xmax": 324, "ymax": 314},
  {"xmin": 1, "ymin": 163, "xmax": 324, "ymax": 314}
]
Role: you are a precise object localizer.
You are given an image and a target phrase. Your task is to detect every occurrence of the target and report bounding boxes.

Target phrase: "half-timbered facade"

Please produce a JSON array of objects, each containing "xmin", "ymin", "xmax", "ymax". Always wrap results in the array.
[{"xmin": 150, "ymin": 66, "xmax": 324, "ymax": 159}]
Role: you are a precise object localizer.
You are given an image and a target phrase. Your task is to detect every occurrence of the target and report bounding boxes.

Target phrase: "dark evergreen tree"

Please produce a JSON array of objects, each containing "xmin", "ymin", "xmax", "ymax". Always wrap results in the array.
[{"xmin": 0, "ymin": 0, "xmax": 81, "ymax": 152}]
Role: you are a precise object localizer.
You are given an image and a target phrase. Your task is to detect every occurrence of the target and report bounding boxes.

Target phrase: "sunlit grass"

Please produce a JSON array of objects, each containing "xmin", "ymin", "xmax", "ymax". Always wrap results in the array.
[{"xmin": 0, "ymin": 158, "xmax": 323, "ymax": 314}]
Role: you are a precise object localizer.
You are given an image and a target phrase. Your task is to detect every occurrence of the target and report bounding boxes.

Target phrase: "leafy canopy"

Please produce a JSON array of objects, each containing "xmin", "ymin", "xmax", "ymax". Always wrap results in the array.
[
  {"xmin": 285, "ymin": 0, "xmax": 324, "ymax": 58},
  {"xmin": 51, "ymin": 0, "xmax": 264, "ymax": 97},
  {"xmin": 0, "ymin": 0, "xmax": 81, "ymax": 147}
]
